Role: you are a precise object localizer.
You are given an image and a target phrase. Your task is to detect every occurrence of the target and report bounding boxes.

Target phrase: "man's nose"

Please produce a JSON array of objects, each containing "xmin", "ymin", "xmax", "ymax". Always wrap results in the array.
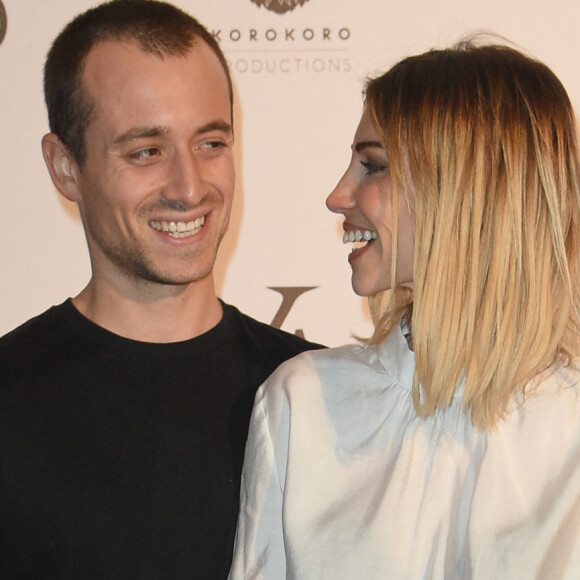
[{"xmin": 164, "ymin": 149, "xmax": 204, "ymax": 204}]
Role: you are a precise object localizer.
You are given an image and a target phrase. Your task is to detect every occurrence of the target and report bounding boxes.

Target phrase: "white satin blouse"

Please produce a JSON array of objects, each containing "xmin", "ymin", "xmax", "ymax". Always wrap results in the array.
[{"xmin": 229, "ymin": 326, "xmax": 580, "ymax": 579}]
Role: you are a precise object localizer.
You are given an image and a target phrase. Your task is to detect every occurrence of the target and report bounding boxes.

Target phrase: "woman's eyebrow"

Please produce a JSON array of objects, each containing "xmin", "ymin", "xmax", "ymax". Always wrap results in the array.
[{"xmin": 353, "ymin": 140, "xmax": 383, "ymax": 153}]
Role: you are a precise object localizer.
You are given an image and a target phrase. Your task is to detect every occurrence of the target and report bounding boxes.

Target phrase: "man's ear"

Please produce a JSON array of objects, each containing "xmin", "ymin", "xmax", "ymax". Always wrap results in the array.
[{"xmin": 41, "ymin": 133, "xmax": 82, "ymax": 203}]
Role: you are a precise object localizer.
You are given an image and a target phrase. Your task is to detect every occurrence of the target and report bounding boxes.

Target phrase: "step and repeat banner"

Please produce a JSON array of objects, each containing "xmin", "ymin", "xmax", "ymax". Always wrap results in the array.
[{"xmin": 1, "ymin": 0, "xmax": 579, "ymax": 346}]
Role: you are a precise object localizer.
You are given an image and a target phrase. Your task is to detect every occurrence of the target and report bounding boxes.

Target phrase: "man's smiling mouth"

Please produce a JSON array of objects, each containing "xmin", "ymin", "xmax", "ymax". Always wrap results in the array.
[{"xmin": 149, "ymin": 216, "xmax": 205, "ymax": 238}]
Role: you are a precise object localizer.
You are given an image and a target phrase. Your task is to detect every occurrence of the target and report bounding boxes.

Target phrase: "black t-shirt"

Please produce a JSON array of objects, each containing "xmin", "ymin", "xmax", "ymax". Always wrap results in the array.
[{"xmin": 0, "ymin": 300, "xmax": 323, "ymax": 579}]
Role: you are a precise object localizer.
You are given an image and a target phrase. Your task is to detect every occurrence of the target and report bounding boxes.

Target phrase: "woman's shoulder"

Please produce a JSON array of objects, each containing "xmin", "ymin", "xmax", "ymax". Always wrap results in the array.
[
  {"xmin": 269, "ymin": 324, "xmax": 412, "ymax": 383},
  {"xmin": 501, "ymin": 361, "xmax": 580, "ymax": 433},
  {"xmin": 531, "ymin": 361, "xmax": 580, "ymax": 411},
  {"xmin": 264, "ymin": 343, "xmax": 371, "ymax": 385},
  {"xmin": 257, "ymin": 332, "xmax": 415, "ymax": 412}
]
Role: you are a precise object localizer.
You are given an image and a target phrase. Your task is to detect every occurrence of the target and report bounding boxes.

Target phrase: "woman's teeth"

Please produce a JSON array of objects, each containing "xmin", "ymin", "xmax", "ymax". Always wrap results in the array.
[{"xmin": 342, "ymin": 229, "xmax": 377, "ymax": 244}]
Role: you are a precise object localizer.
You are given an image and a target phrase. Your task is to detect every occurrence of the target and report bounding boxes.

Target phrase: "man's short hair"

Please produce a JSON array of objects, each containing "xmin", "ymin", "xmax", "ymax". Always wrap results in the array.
[{"xmin": 44, "ymin": 0, "xmax": 232, "ymax": 165}]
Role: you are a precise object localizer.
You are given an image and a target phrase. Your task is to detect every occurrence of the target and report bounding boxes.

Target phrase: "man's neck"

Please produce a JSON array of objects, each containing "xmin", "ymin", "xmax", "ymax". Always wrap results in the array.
[{"xmin": 72, "ymin": 275, "xmax": 223, "ymax": 343}]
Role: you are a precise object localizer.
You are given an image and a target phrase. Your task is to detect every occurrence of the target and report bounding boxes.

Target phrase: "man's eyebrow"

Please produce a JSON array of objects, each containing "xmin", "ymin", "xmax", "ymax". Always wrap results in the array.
[
  {"xmin": 353, "ymin": 140, "xmax": 383, "ymax": 153},
  {"xmin": 112, "ymin": 126, "xmax": 168, "ymax": 147},
  {"xmin": 111, "ymin": 120, "xmax": 233, "ymax": 148},
  {"xmin": 198, "ymin": 120, "xmax": 233, "ymax": 136}
]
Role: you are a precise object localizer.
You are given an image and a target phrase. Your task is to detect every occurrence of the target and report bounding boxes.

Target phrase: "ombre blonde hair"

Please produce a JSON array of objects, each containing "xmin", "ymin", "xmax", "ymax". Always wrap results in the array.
[{"xmin": 365, "ymin": 40, "xmax": 580, "ymax": 429}]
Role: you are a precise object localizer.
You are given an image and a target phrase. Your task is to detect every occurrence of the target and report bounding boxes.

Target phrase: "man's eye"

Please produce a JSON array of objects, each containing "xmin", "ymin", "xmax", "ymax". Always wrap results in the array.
[
  {"xmin": 130, "ymin": 148, "xmax": 160, "ymax": 162},
  {"xmin": 198, "ymin": 140, "xmax": 226, "ymax": 151},
  {"xmin": 361, "ymin": 160, "xmax": 388, "ymax": 175}
]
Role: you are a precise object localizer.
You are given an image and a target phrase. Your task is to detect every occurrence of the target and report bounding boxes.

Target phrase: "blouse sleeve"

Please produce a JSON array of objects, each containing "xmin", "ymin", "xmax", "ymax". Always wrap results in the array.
[{"xmin": 229, "ymin": 376, "xmax": 290, "ymax": 580}]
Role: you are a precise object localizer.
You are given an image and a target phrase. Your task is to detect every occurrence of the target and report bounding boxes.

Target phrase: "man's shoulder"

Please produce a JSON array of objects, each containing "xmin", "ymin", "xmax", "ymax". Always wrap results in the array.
[
  {"xmin": 0, "ymin": 302, "xmax": 66, "ymax": 350},
  {"xmin": 222, "ymin": 302, "xmax": 325, "ymax": 360},
  {"xmin": 0, "ymin": 303, "xmax": 73, "ymax": 388}
]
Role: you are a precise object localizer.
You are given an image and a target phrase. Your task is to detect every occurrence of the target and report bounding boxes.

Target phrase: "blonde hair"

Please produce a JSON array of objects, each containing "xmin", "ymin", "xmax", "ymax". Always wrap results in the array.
[{"xmin": 365, "ymin": 40, "xmax": 580, "ymax": 429}]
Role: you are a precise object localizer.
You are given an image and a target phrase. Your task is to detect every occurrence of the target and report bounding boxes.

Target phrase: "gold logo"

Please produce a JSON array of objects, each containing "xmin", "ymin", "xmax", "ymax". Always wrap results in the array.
[
  {"xmin": 250, "ymin": 0, "xmax": 310, "ymax": 15},
  {"xmin": 0, "ymin": 1, "xmax": 6, "ymax": 46}
]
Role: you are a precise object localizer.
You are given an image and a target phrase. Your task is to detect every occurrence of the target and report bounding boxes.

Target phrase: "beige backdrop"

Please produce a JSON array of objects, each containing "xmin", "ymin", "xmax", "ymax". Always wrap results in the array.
[{"xmin": 1, "ymin": 0, "xmax": 579, "ymax": 346}]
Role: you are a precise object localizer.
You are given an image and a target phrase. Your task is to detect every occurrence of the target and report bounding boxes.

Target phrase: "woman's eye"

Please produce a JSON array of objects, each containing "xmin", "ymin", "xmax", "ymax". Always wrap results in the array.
[{"xmin": 361, "ymin": 160, "xmax": 388, "ymax": 175}]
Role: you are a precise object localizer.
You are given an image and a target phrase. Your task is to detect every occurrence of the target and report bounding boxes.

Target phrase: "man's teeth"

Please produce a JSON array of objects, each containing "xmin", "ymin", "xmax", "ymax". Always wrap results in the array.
[
  {"xmin": 342, "ymin": 229, "xmax": 378, "ymax": 244},
  {"xmin": 149, "ymin": 216, "xmax": 205, "ymax": 238}
]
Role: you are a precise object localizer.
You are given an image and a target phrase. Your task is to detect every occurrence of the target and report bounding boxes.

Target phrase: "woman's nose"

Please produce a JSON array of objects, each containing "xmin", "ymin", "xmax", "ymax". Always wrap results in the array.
[{"xmin": 326, "ymin": 173, "xmax": 356, "ymax": 214}]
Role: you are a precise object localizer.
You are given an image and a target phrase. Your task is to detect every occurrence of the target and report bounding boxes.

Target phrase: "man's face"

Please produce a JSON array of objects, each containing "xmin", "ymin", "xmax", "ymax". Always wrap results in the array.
[{"xmin": 73, "ymin": 39, "xmax": 234, "ymax": 290}]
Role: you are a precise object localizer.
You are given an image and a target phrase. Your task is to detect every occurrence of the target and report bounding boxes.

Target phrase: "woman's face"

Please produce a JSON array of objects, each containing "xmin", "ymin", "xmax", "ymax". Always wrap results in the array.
[{"xmin": 326, "ymin": 105, "xmax": 414, "ymax": 297}]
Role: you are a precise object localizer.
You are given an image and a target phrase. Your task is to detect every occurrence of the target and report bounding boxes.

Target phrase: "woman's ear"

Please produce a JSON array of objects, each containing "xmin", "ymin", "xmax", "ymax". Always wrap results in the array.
[{"xmin": 41, "ymin": 133, "xmax": 82, "ymax": 203}]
